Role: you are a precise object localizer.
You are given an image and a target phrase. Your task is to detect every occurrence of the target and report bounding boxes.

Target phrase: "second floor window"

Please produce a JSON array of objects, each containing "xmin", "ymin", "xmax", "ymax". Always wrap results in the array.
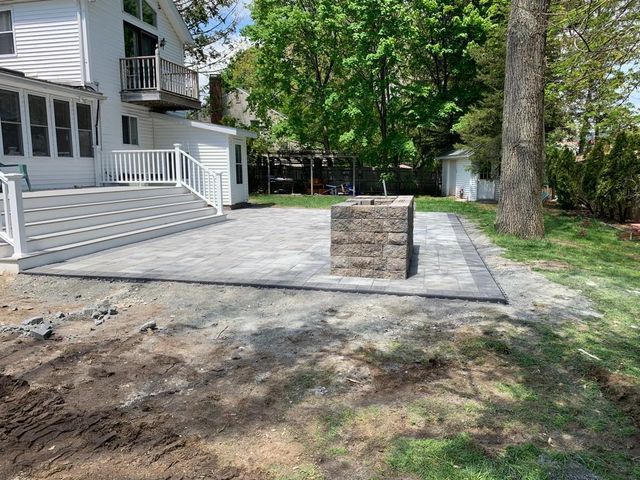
[
  {"xmin": 124, "ymin": 0, "xmax": 157, "ymax": 27},
  {"xmin": 54, "ymin": 100, "xmax": 72, "ymax": 157},
  {"xmin": 0, "ymin": 10, "xmax": 14, "ymax": 55}
]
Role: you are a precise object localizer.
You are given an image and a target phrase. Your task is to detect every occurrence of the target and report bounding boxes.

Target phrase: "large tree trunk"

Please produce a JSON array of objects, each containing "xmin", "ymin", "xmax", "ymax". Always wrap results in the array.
[{"xmin": 495, "ymin": 0, "xmax": 550, "ymax": 238}]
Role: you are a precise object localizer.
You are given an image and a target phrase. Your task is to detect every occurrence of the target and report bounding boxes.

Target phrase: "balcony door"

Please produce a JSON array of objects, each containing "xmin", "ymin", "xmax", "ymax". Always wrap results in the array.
[
  {"xmin": 123, "ymin": 22, "xmax": 157, "ymax": 58},
  {"xmin": 123, "ymin": 22, "xmax": 158, "ymax": 91}
]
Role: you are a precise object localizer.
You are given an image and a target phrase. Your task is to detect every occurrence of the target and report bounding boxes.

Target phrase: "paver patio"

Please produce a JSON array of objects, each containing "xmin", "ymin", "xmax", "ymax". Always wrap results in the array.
[{"xmin": 26, "ymin": 208, "xmax": 506, "ymax": 302}]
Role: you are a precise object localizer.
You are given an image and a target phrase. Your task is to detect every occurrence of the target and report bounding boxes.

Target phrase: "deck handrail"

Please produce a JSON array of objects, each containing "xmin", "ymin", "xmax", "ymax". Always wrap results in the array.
[
  {"xmin": 175, "ymin": 146, "xmax": 224, "ymax": 213},
  {"xmin": 0, "ymin": 171, "xmax": 27, "ymax": 256},
  {"xmin": 120, "ymin": 48, "xmax": 199, "ymax": 100},
  {"xmin": 101, "ymin": 146, "xmax": 224, "ymax": 215}
]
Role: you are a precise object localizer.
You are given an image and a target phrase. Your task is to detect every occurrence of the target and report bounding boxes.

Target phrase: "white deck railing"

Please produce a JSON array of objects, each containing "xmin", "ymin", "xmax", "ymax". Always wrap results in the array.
[
  {"xmin": 0, "ymin": 172, "xmax": 27, "ymax": 256},
  {"xmin": 101, "ymin": 144, "xmax": 224, "ymax": 214}
]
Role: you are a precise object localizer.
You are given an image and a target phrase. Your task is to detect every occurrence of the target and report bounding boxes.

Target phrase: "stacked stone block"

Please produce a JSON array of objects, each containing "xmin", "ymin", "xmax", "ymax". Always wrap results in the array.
[{"xmin": 330, "ymin": 196, "xmax": 414, "ymax": 279}]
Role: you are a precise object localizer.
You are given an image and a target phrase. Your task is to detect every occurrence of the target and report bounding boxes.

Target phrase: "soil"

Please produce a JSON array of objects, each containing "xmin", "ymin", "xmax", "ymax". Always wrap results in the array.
[
  {"xmin": 0, "ymin": 221, "xmax": 610, "ymax": 480},
  {"xmin": 590, "ymin": 366, "xmax": 640, "ymax": 428}
]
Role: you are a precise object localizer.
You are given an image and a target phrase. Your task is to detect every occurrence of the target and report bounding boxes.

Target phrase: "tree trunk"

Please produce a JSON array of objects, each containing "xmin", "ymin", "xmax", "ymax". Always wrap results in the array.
[{"xmin": 495, "ymin": 0, "xmax": 550, "ymax": 238}]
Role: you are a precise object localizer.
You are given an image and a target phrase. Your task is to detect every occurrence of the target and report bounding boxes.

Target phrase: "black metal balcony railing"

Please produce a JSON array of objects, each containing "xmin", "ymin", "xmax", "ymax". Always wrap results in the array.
[{"xmin": 119, "ymin": 52, "xmax": 199, "ymax": 100}]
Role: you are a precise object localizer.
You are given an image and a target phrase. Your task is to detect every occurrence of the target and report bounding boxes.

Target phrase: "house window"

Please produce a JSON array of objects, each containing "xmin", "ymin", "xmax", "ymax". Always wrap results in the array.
[
  {"xmin": 0, "ymin": 89, "xmax": 23, "ymax": 155},
  {"xmin": 235, "ymin": 144, "xmax": 243, "ymax": 184},
  {"xmin": 122, "ymin": 115, "xmax": 138, "ymax": 145},
  {"xmin": 53, "ymin": 99, "xmax": 72, "ymax": 157},
  {"xmin": 76, "ymin": 103, "xmax": 93, "ymax": 157},
  {"xmin": 123, "ymin": 0, "xmax": 157, "ymax": 27},
  {"xmin": 142, "ymin": 1, "xmax": 157, "ymax": 27},
  {"xmin": 28, "ymin": 95, "xmax": 50, "ymax": 157},
  {"xmin": 0, "ymin": 10, "xmax": 15, "ymax": 55},
  {"xmin": 123, "ymin": 0, "xmax": 139, "ymax": 18}
]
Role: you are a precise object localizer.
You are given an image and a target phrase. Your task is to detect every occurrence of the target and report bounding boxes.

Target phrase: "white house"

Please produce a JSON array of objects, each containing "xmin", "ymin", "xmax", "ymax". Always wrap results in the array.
[
  {"xmin": 0, "ymin": 0, "xmax": 256, "ymax": 272},
  {"xmin": 437, "ymin": 149, "xmax": 500, "ymax": 202}
]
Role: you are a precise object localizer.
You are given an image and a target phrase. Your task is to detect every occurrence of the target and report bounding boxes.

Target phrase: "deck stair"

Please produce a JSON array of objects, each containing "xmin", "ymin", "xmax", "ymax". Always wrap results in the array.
[{"xmin": 0, "ymin": 186, "xmax": 226, "ymax": 272}]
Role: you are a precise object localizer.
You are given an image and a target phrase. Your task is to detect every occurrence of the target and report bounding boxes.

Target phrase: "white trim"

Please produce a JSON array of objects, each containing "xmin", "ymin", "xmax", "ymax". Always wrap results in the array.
[
  {"xmin": 150, "ymin": 112, "xmax": 258, "ymax": 138},
  {"xmin": 0, "ymin": 71, "xmax": 105, "ymax": 99}
]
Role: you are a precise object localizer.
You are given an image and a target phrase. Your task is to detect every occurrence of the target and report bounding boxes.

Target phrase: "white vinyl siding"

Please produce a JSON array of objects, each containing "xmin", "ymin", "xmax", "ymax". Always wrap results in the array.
[
  {"xmin": 0, "ymin": 0, "xmax": 83, "ymax": 85},
  {"xmin": 151, "ymin": 115, "xmax": 245, "ymax": 205},
  {"xmin": 155, "ymin": 7, "xmax": 184, "ymax": 65}
]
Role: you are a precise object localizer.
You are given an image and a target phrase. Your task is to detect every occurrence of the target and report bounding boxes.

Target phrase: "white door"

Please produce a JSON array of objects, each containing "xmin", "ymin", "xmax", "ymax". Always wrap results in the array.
[
  {"xmin": 448, "ymin": 161, "xmax": 457, "ymax": 195},
  {"xmin": 477, "ymin": 180, "xmax": 496, "ymax": 200}
]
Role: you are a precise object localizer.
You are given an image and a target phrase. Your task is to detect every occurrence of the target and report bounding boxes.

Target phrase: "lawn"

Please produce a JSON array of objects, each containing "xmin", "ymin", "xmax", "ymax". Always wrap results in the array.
[{"xmin": 251, "ymin": 194, "xmax": 640, "ymax": 479}]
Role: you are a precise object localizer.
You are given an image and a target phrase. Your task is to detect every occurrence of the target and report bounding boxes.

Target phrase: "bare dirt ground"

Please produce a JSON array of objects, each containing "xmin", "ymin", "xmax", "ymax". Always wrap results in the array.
[{"xmin": 0, "ymin": 223, "xmax": 615, "ymax": 480}]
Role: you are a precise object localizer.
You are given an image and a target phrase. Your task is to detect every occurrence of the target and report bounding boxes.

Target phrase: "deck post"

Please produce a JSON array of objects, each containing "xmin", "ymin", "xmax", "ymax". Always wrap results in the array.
[
  {"xmin": 4, "ymin": 174, "xmax": 28, "ymax": 257},
  {"xmin": 215, "ymin": 173, "xmax": 224, "ymax": 215},
  {"xmin": 155, "ymin": 47, "xmax": 162, "ymax": 92},
  {"xmin": 173, "ymin": 144, "xmax": 183, "ymax": 186},
  {"xmin": 266, "ymin": 154, "xmax": 271, "ymax": 195},
  {"xmin": 352, "ymin": 157, "xmax": 356, "ymax": 196}
]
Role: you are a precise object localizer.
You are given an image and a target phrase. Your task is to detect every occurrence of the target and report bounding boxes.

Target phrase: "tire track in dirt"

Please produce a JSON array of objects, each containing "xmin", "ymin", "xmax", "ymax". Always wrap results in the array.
[{"xmin": 0, "ymin": 373, "xmax": 268, "ymax": 479}]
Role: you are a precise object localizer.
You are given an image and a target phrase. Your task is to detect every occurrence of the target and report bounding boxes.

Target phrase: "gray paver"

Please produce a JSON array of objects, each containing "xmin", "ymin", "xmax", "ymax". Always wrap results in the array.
[{"xmin": 25, "ymin": 208, "xmax": 506, "ymax": 303}]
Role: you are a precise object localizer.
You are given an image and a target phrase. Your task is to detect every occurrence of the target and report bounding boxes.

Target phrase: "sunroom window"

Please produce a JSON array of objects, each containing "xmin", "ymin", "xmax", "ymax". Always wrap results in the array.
[
  {"xmin": 0, "ymin": 89, "xmax": 23, "ymax": 156},
  {"xmin": 53, "ymin": 99, "xmax": 72, "ymax": 157},
  {"xmin": 76, "ymin": 104, "xmax": 93, "ymax": 157},
  {"xmin": 28, "ymin": 95, "xmax": 50, "ymax": 157}
]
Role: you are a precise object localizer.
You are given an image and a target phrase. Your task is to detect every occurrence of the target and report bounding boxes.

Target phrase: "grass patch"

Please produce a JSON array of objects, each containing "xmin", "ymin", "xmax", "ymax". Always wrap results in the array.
[
  {"xmin": 250, "ymin": 194, "xmax": 345, "ymax": 209},
  {"xmin": 389, "ymin": 434, "xmax": 635, "ymax": 480},
  {"xmin": 389, "ymin": 434, "xmax": 548, "ymax": 480}
]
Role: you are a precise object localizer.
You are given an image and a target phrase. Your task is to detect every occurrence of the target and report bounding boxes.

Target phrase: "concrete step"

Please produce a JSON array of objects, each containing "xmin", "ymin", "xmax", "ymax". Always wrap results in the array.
[
  {"xmin": 27, "ymin": 207, "xmax": 217, "ymax": 251},
  {"xmin": 25, "ymin": 199, "xmax": 207, "ymax": 236}
]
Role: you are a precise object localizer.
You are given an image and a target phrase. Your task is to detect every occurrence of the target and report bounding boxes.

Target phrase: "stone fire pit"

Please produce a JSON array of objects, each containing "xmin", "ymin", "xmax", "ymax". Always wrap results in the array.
[{"xmin": 330, "ymin": 196, "xmax": 414, "ymax": 279}]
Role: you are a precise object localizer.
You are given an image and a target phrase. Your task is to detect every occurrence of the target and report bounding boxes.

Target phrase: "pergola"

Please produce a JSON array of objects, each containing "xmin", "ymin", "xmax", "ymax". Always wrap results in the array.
[{"xmin": 257, "ymin": 150, "xmax": 358, "ymax": 196}]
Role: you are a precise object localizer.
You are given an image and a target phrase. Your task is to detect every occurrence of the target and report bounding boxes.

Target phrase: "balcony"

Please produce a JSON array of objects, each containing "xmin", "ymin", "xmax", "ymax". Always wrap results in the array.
[{"xmin": 119, "ymin": 53, "xmax": 201, "ymax": 111}]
